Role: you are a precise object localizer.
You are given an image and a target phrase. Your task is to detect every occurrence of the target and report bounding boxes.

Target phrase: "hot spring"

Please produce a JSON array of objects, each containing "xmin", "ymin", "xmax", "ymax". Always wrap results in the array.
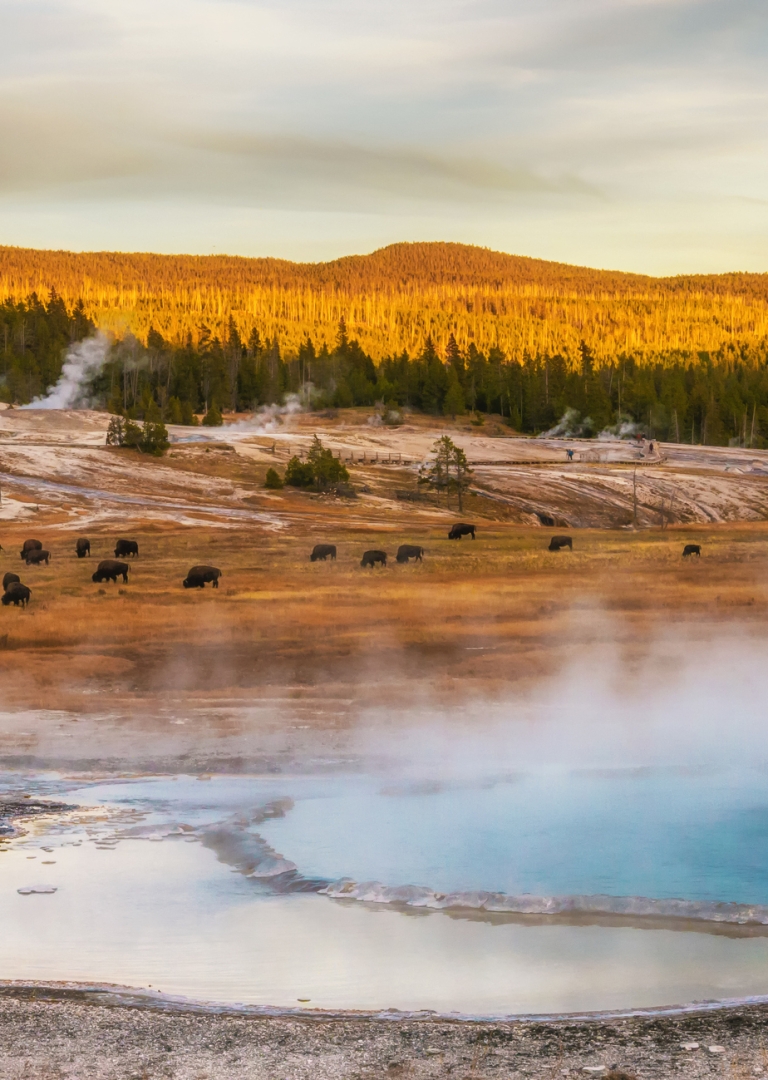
[{"xmin": 3, "ymin": 636, "xmax": 768, "ymax": 1016}]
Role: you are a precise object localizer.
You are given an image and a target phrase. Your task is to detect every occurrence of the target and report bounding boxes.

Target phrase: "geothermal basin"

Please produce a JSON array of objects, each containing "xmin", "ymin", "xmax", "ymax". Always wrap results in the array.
[{"xmin": 4, "ymin": 745, "xmax": 768, "ymax": 1017}]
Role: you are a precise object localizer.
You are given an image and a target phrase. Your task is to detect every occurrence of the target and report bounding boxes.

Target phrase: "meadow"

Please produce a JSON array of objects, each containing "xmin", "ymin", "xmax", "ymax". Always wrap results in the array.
[{"xmin": 1, "ymin": 515, "xmax": 766, "ymax": 717}]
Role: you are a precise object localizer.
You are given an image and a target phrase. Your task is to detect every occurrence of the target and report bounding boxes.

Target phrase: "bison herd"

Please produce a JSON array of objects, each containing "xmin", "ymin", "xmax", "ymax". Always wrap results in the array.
[
  {"xmin": 1, "ymin": 535, "xmax": 222, "ymax": 609},
  {"xmin": 0, "ymin": 521, "xmax": 706, "ymax": 611}
]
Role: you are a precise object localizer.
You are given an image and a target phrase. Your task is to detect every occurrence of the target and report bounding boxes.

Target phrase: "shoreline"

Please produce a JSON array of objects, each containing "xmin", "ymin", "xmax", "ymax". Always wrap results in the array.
[
  {"xmin": 4, "ymin": 978, "xmax": 768, "ymax": 1023},
  {"xmin": 2, "ymin": 982, "xmax": 768, "ymax": 1078}
]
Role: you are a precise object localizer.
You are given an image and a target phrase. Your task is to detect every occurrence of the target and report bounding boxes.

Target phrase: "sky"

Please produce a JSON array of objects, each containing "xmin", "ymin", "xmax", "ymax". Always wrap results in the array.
[{"xmin": 0, "ymin": 0, "xmax": 766, "ymax": 273}]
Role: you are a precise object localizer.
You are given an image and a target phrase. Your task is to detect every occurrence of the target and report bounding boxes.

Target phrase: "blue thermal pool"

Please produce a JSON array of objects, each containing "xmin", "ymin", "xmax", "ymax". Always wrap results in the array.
[{"xmin": 3, "ymin": 766, "xmax": 768, "ymax": 1015}]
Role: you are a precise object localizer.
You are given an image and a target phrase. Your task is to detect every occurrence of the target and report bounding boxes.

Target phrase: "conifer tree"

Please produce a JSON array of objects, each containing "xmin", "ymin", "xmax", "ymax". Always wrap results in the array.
[
  {"xmin": 444, "ymin": 368, "xmax": 465, "ymax": 418},
  {"xmin": 202, "ymin": 400, "xmax": 223, "ymax": 426}
]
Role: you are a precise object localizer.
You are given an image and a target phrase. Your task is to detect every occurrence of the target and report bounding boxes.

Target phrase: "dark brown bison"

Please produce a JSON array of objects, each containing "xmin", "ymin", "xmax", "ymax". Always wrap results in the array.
[
  {"xmin": 2, "ymin": 582, "xmax": 31, "ymax": 608},
  {"xmin": 2, "ymin": 572, "xmax": 20, "ymax": 591},
  {"xmin": 548, "ymin": 535, "xmax": 573, "ymax": 551},
  {"xmin": 20, "ymin": 539, "xmax": 42, "ymax": 560},
  {"xmin": 396, "ymin": 544, "xmax": 424, "ymax": 563},
  {"xmin": 25, "ymin": 548, "xmax": 50, "ymax": 565},
  {"xmin": 92, "ymin": 560, "xmax": 129, "ymax": 584},
  {"xmin": 361, "ymin": 549, "xmax": 387, "ymax": 568},
  {"xmin": 183, "ymin": 565, "xmax": 222, "ymax": 589},
  {"xmin": 448, "ymin": 523, "xmax": 475, "ymax": 540},
  {"xmin": 682, "ymin": 544, "xmax": 701, "ymax": 558},
  {"xmin": 114, "ymin": 539, "xmax": 139, "ymax": 558},
  {"xmin": 76, "ymin": 538, "xmax": 91, "ymax": 558},
  {"xmin": 310, "ymin": 544, "xmax": 337, "ymax": 562}
]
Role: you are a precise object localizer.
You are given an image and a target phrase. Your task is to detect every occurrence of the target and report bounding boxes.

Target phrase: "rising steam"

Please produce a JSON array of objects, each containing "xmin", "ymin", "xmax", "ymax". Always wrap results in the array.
[
  {"xmin": 173, "ymin": 392, "xmax": 305, "ymax": 442},
  {"xmin": 538, "ymin": 407, "xmax": 593, "ymax": 438},
  {"xmin": 23, "ymin": 333, "xmax": 110, "ymax": 410}
]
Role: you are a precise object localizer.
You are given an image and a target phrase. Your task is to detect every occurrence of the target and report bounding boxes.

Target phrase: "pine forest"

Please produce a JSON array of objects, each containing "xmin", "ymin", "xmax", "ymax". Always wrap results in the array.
[{"xmin": 2, "ymin": 241, "xmax": 768, "ymax": 445}]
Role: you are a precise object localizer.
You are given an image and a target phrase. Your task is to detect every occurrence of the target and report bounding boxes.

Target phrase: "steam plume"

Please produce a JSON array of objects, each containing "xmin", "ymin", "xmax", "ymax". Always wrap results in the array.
[
  {"xmin": 538, "ymin": 407, "xmax": 593, "ymax": 438},
  {"xmin": 23, "ymin": 333, "xmax": 110, "ymax": 410},
  {"xmin": 173, "ymin": 392, "xmax": 305, "ymax": 442}
]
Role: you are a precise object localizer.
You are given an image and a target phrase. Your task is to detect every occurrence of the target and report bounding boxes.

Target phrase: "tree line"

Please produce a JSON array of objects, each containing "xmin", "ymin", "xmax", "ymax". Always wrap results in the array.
[{"xmin": 4, "ymin": 292, "xmax": 768, "ymax": 446}]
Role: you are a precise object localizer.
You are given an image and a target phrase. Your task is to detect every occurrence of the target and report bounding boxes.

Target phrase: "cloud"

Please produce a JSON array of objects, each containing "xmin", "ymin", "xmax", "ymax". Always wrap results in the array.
[
  {"xmin": 0, "ymin": 91, "xmax": 602, "ymax": 209},
  {"xmin": 0, "ymin": 0, "xmax": 765, "ymax": 270},
  {"xmin": 0, "ymin": 99, "xmax": 151, "ymax": 196}
]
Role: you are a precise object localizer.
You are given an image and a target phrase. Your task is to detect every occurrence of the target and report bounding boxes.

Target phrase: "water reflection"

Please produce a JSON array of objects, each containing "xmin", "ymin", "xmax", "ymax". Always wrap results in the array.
[{"xmin": 2, "ymin": 769, "xmax": 768, "ymax": 1013}]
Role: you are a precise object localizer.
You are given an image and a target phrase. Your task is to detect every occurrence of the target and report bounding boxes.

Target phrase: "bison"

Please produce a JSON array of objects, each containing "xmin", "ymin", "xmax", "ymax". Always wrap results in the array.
[
  {"xmin": 682, "ymin": 544, "xmax": 701, "ymax": 558},
  {"xmin": 92, "ymin": 560, "xmax": 129, "ymax": 584},
  {"xmin": 19, "ymin": 539, "xmax": 42, "ymax": 560},
  {"xmin": 2, "ymin": 572, "xmax": 20, "ymax": 591},
  {"xmin": 76, "ymin": 538, "xmax": 91, "ymax": 558},
  {"xmin": 114, "ymin": 539, "xmax": 139, "ymax": 558},
  {"xmin": 25, "ymin": 548, "xmax": 50, "ymax": 565},
  {"xmin": 183, "ymin": 565, "xmax": 222, "ymax": 589},
  {"xmin": 548, "ymin": 535, "xmax": 573, "ymax": 552},
  {"xmin": 361, "ymin": 549, "xmax": 387, "ymax": 568},
  {"xmin": 396, "ymin": 544, "xmax": 424, "ymax": 564},
  {"xmin": 448, "ymin": 523, "xmax": 475, "ymax": 540},
  {"xmin": 2, "ymin": 582, "xmax": 31, "ymax": 608},
  {"xmin": 310, "ymin": 544, "xmax": 337, "ymax": 562}
]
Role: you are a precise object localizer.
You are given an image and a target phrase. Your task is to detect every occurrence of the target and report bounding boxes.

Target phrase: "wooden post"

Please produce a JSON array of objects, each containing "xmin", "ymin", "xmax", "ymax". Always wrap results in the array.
[{"xmin": 633, "ymin": 469, "xmax": 638, "ymax": 528}]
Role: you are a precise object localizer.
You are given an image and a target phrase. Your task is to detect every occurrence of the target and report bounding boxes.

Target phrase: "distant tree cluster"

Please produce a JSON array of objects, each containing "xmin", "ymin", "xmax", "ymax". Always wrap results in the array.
[
  {"xmin": 3, "ymin": 241, "xmax": 768, "ymax": 363},
  {"xmin": 106, "ymin": 412, "xmax": 170, "ymax": 457},
  {"xmin": 0, "ymin": 291, "xmax": 94, "ymax": 402},
  {"xmin": 420, "ymin": 435, "xmax": 473, "ymax": 511},
  {"xmin": 284, "ymin": 436, "xmax": 350, "ymax": 492},
  {"xmin": 6, "ymin": 289, "xmax": 768, "ymax": 447}
]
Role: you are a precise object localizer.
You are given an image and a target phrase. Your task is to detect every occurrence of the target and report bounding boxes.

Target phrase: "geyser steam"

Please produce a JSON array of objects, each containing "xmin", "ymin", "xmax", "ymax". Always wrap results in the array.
[{"xmin": 23, "ymin": 333, "xmax": 110, "ymax": 410}]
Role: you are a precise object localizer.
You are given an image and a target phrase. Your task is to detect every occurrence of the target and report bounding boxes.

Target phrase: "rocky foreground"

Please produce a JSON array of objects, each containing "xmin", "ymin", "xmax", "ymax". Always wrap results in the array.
[{"xmin": 1, "ymin": 986, "xmax": 767, "ymax": 1079}]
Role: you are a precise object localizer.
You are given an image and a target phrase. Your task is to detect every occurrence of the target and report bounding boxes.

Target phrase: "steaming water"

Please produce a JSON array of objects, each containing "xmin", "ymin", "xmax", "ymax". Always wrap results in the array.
[{"xmin": 4, "ymin": 766, "xmax": 768, "ymax": 1015}]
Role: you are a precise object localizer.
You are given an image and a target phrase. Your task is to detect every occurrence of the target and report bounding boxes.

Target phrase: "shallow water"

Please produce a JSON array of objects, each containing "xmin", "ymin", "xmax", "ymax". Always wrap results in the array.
[{"xmin": 3, "ymin": 766, "xmax": 768, "ymax": 1014}]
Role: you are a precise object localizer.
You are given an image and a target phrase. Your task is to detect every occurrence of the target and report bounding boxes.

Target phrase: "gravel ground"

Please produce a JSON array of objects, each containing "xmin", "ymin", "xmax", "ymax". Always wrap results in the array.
[{"xmin": 1, "ymin": 986, "xmax": 767, "ymax": 1079}]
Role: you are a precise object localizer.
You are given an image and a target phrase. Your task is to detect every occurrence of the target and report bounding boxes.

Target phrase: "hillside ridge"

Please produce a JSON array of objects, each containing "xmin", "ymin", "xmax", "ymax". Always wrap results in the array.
[
  {"xmin": 1, "ymin": 241, "xmax": 767, "ymax": 360},
  {"xmin": 2, "ymin": 240, "xmax": 766, "ymax": 294}
]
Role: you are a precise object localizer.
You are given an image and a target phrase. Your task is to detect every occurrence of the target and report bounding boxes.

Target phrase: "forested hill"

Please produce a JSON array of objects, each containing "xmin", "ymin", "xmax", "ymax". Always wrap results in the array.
[{"xmin": 1, "ymin": 242, "xmax": 767, "ymax": 363}]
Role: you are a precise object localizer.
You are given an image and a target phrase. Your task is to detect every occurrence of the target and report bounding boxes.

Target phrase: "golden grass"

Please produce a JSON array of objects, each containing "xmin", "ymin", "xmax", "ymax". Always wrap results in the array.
[{"xmin": 0, "ymin": 517, "xmax": 767, "ymax": 712}]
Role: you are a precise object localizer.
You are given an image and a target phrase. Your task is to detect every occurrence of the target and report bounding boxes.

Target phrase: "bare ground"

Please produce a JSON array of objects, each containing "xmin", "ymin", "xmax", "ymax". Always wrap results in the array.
[{"xmin": 1, "ymin": 985, "xmax": 767, "ymax": 1079}]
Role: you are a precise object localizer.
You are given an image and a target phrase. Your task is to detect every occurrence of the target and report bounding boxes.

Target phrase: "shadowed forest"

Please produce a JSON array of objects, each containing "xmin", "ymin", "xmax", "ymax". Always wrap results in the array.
[{"xmin": 3, "ymin": 242, "xmax": 768, "ymax": 444}]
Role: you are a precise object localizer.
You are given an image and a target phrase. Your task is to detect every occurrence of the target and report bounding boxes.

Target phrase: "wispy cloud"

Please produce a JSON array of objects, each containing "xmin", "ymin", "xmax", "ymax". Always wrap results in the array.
[{"xmin": 0, "ymin": 0, "xmax": 765, "ymax": 271}]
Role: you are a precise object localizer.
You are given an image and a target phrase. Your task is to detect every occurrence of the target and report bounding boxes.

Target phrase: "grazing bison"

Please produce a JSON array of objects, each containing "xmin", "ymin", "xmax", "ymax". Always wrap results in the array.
[
  {"xmin": 2, "ymin": 582, "xmax": 31, "ymax": 608},
  {"xmin": 396, "ymin": 544, "xmax": 424, "ymax": 564},
  {"xmin": 2, "ymin": 572, "xmax": 20, "ymax": 591},
  {"xmin": 448, "ymin": 523, "xmax": 476, "ymax": 540},
  {"xmin": 20, "ymin": 539, "xmax": 42, "ymax": 560},
  {"xmin": 548, "ymin": 535, "xmax": 573, "ymax": 551},
  {"xmin": 25, "ymin": 548, "xmax": 50, "ymax": 565},
  {"xmin": 361, "ymin": 549, "xmax": 387, "ymax": 568},
  {"xmin": 183, "ymin": 565, "xmax": 222, "ymax": 589},
  {"xmin": 76, "ymin": 538, "xmax": 91, "ymax": 558},
  {"xmin": 92, "ymin": 560, "xmax": 129, "ymax": 584},
  {"xmin": 682, "ymin": 544, "xmax": 701, "ymax": 558},
  {"xmin": 114, "ymin": 539, "xmax": 139, "ymax": 558},
  {"xmin": 310, "ymin": 544, "xmax": 337, "ymax": 562}
]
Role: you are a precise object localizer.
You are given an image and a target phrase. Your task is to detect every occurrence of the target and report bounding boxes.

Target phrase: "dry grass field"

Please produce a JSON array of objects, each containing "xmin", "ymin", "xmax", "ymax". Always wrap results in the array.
[{"xmin": 0, "ymin": 518, "xmax": 766, "ymax": 710}]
